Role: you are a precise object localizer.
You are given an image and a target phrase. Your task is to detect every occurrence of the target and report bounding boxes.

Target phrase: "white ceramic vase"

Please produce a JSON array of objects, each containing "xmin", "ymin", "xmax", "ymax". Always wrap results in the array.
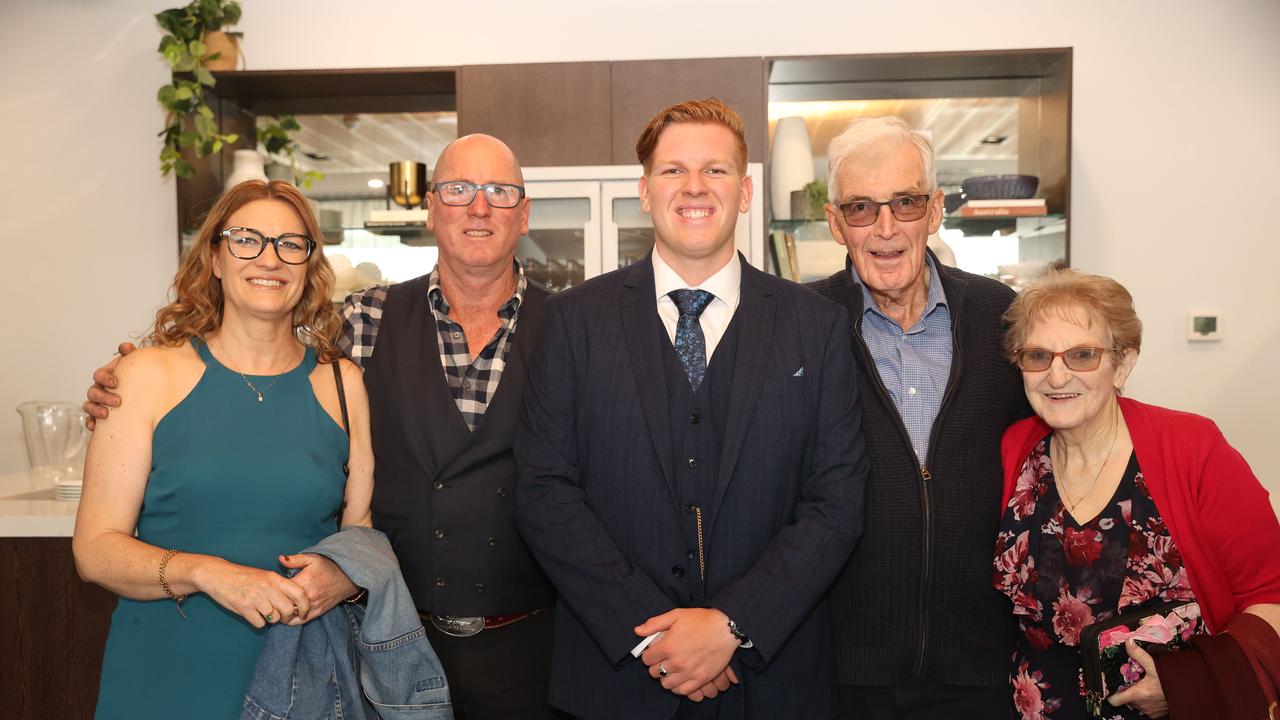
[
  {"xmin": 769, "ymin": 116, "xmax": 815, "ymax": 221},
  {"xmin": 224, "ymin": 149, "xmax": 268, "ymax": 192}
]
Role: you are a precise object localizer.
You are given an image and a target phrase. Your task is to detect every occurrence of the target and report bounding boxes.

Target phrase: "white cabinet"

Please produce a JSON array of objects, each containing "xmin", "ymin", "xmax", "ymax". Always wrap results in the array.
[{"xmin": 521, "ymin": 164, "xmax": 766, "ymax": 291}]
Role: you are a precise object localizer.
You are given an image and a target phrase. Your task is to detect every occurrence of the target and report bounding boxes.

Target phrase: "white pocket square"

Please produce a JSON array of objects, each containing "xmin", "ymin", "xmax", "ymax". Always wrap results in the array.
[{"xmin": 793, "ymin": 367, "xmax": 805, "ymax": 377}]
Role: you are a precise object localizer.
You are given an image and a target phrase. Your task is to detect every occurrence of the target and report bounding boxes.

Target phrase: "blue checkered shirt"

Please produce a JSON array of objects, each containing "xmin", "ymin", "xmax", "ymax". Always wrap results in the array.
[
  {"xmin": 853, "ymin": 256, "xmax": 953, "ymax": 462},
  {"xmin": 338, "ymin": 261, "xmax": 527, "ymax": 432}
]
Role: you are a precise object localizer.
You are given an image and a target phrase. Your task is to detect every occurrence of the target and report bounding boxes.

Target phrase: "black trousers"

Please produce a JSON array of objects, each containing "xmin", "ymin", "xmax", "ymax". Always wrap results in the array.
[
  {"xmin": 423, "ymin": 608, "xmax": 558, "ymax": 720},
  {"xmin": 839, "ymin": 680, "xmax": 1013, "ymax": 720}
]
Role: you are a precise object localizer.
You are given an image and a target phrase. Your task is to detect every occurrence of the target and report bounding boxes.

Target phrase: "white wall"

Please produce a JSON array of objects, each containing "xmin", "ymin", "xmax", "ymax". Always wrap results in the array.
[{"xmin": 3, "ymin": 1, "xmax": 1278, "ymax": 504}]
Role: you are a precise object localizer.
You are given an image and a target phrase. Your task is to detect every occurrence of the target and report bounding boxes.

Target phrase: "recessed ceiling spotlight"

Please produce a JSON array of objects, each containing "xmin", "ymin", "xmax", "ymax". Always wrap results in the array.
[
  {"xmin": 980, "ymin": 135, "xmax": 1008, "ymax": 145},
  {"xmin": 368, "ymin": 179, "xmax": 385, "ymax": 189},
  {"xmin": 303, "ymin": 151, "xmax": 331, "ymax": 161}
]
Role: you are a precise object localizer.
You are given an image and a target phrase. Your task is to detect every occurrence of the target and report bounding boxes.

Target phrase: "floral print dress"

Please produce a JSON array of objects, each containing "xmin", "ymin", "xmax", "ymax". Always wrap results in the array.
[{"xmin": 993, "ymin": 435, "xmax": 1204, "ymax": 720}]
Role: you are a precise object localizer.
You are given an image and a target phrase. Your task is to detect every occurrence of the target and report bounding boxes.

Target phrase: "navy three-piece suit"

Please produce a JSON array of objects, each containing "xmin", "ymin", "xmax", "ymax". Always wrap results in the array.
[{"xmin": 515, "ymin": 253, "xmax": 869, "ymax": 719}]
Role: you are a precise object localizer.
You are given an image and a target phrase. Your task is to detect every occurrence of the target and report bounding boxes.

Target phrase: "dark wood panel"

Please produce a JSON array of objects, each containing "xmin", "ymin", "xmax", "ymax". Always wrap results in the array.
[
  {"xmin": 609, "ymin": 58, "xmax": 768, "ymax": 166},
  {"xmin": 457, "ymin": 62, "xmax": 612, "ymax": 167},
  {"xmin": 212, "ymin": 67, "xmax": 457, "ymax": 114},
  {"xmin": 0, "ymin": 538, "xmax": 115, "ymax": 720}
]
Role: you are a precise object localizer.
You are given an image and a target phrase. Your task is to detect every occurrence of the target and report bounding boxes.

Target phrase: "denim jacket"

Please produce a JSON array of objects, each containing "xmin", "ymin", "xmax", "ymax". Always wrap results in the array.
[{"xmin": 242, "ymin": 526, "xmax": 453, "ymax": 720}]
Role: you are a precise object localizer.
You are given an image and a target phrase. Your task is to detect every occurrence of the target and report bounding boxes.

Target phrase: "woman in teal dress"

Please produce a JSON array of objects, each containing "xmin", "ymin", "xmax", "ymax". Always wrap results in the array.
[{"xmin": 73, "ymin": 180, "xmax": 375, "ymax": 719}]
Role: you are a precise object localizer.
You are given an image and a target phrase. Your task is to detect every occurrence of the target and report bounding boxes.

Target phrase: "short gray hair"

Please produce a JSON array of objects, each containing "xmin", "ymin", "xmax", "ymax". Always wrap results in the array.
[{"xmin": 826, "ymin": 117, "xmax": 936, "ymax": 201}]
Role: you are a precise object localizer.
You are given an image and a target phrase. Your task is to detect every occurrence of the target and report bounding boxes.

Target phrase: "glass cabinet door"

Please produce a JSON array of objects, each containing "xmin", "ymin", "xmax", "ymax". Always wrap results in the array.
[
  {"xmin": 520, "ymin": 181, "xmax": 601, "ymax": 292},
  {"xmin": 602, "ymin": 182, "xmax": 654, "ymax": 273}
]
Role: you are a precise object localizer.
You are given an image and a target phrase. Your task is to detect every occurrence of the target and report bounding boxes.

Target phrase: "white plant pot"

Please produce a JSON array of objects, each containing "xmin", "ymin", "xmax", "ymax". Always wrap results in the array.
[
  {"xmin": 769, "ymin": 116, "xmax": 815, "ymax": 221},
  {"xmin": 224, "ymin": 149, "xmax": 268, "ymax": 192}
]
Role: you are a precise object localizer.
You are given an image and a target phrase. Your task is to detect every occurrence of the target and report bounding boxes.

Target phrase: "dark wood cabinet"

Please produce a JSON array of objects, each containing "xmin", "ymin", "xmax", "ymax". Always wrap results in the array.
[
  {"xmin": 0, "ymin": 538, "xmax": 115, "ymax": 719},
  {"xmin": 458, "ymin": 62, "xmax": 613, "ymax": 166},
  {"xmin": 609, "ymin": 58, "xmax": 768, "ymax": 165},
  {"xmin": 457, "ymin": 58, "xmax": 768, "ymax": 168}
]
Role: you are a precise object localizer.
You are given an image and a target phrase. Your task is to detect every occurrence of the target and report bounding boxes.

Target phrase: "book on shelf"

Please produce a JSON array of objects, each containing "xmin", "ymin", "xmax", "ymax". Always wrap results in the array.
[
  {"xmin": 954, "ymin": 198, "xmax": 1047, "ymax": 217},
  {"xmin": 769, "ymin": 230, "xmax": 801, "ymax": 281}
]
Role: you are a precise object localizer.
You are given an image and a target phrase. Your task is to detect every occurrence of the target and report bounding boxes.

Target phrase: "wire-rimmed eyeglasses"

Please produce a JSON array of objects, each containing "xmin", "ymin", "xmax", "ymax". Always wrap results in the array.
[
  {"xmin": 1013, "ymin": 346, "xmax": 1114, "ymax": 372},
  {"xmin": 836, "ymin": 194, "xmax": 931, "ymax": 227}
]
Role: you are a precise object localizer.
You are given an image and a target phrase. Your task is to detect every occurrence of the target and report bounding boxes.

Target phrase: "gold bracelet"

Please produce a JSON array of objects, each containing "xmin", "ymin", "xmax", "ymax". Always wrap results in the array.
[{"xmin": 158, "ymin": 548, "xmax": 188, "ymax": 618}]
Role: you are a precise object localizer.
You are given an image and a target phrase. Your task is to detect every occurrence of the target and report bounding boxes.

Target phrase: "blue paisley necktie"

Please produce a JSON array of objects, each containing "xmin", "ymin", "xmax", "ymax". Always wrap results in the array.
[{"xmin": 668, "ymin": 289, "xmax": 715, "ymax": 391}]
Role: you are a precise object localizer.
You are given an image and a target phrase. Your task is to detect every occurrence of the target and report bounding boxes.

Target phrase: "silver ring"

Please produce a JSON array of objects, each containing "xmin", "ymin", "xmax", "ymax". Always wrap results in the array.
[{"xmin": 658, "ymin": 664, "xmax": 668, "ymax": 677}]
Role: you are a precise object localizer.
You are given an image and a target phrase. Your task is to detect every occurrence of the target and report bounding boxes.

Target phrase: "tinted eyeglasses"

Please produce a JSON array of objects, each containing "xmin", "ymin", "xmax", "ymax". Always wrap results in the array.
[
  {"xmin": 218, "ymin": 227, "xmax": 315, "ymax": 265},
  {"xmin": 1013, "ymin": 346, "xmax": 1113, "ymax": 372},
  {"xmin": 432, "ymin": 181, "xmax": 526, "ymax": 208},
  {"xmin": 837, "ymin": 194, "xmax": 931, "ymax": 227}
]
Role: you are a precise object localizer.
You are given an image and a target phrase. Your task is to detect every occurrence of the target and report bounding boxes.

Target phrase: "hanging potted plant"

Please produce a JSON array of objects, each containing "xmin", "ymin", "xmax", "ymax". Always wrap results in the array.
[
  {"xmin": 257, "ymin": 115, "xmax": 325, "ymax": 189},
  {"xmin": 154, "ymin": 0, "xmax": 243, "ymax": 178}
]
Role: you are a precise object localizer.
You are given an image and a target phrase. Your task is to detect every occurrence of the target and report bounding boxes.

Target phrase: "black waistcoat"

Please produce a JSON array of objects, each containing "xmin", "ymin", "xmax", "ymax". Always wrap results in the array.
[
  {"xmin": 660, "ymin": 317, "xmax": 739, "ymax": 604},
  {"xmin": 364, "ymin": 274, "xmax": 554, "ymax": 616}
]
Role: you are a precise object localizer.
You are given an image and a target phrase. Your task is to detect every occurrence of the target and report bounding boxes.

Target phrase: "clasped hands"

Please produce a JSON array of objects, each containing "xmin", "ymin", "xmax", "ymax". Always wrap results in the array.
[{"xmin": 636, "ymin": 608, "xmax": 741, "ymax": 702}]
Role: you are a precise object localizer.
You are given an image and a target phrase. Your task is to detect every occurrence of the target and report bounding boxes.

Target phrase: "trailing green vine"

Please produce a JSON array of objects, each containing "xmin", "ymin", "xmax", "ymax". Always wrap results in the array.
[{"xmin": 155, "ymin": 1, "xmax": 243, "ymax": 178}]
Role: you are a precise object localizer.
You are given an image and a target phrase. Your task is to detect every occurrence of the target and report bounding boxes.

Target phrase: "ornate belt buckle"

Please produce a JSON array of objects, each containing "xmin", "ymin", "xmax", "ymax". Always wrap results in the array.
[{"xmin": 431, "ymin": 614, "xmax": 485, "ymax": 637}]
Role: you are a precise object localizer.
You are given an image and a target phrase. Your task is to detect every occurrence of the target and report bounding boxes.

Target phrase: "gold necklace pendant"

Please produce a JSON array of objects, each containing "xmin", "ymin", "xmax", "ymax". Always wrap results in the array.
[{"xmin": 214, "ymin": 338, "xmax": 294, "ymax": 403}]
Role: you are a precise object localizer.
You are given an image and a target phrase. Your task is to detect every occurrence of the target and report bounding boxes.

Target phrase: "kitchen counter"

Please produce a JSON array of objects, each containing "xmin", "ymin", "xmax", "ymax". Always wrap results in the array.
[
  {"xmin": 0, "ymin": 468, "xmax": 111, "ymax": 718},
  {"xmin": 0, "ymin": 469, "xmax": 79, "ymax": 537}
]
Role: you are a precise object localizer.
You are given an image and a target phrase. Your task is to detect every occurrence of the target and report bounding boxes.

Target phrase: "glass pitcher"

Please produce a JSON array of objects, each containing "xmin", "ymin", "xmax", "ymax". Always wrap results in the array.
[{"xmin": 16, "ymin": 401, "xmax": 89, "ymax": 478}]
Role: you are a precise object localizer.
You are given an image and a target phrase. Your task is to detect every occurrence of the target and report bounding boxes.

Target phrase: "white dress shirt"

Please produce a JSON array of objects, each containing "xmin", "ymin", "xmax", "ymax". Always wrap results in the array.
[{"xmin": 651, "ymin": 245, "xmax": 742, "ymax": 362}]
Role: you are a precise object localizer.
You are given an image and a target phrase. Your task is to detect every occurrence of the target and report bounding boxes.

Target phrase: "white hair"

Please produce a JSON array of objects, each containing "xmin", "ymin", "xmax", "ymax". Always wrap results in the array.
[{"xmin": 825, "ymin": 116, "xmax": 937, "ymax": 200}]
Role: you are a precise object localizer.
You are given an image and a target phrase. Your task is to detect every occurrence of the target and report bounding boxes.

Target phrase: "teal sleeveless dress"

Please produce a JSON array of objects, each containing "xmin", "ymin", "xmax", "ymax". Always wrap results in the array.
[{"xmin": 94, "ymin": 338, "xmax": 348, "ymax": 719}]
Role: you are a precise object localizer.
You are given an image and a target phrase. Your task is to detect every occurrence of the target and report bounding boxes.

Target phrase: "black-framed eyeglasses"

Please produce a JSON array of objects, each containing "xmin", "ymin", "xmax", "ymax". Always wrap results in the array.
[
  {"xmin": 1013, "ymin": 346, "xmax": 1114, "ymax": 372},
  {"xmin": 217, "ymin": 227, "xmax": 315, "ymax": 265},
  {"xmin": 432, "ymin": 181, "xmax": 526, "ymax": 208},
  {"xmin": 837, "ymin": 194, "xmax": 931, "ymax": 227}
]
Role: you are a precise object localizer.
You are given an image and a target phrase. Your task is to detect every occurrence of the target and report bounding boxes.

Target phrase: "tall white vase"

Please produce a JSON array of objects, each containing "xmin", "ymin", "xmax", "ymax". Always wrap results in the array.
[
  {"xmin": 224, "ymin": 149, "xmax": 268, "ymax": 192},
  {"xmin": 769, "ymin": 116, "xmax": 815, "ymax": 221}
]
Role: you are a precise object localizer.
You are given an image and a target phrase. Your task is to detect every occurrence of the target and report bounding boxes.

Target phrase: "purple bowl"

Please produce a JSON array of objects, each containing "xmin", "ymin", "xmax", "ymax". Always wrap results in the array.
[{"xmin": 961, "ymin": 174, "xmax": 1039, "ymax": 200}]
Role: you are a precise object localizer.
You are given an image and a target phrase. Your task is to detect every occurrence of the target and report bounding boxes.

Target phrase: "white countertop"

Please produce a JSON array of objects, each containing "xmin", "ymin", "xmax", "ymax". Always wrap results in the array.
[{"xmin": 0, "ymin": 469, "xmax": 78, "ymax": 537}]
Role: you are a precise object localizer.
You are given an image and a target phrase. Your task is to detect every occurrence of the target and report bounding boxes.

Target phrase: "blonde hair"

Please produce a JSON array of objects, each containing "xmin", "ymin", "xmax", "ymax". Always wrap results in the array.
[
  {"xmin": 635, "ymin": 97, "xmax": 749, "ymax": 173},
  {"xmin": 1003, "ymin": 269, "xmax": 1143, "ymax": 361},
  {"xmin": 147, "ymin": 180, "xmax": 342, "ymax": 362}
]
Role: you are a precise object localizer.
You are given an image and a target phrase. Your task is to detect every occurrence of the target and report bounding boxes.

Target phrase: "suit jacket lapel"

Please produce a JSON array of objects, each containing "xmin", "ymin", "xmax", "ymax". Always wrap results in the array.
[
  {"xmin": 620, "ymin": 257, "xmax": 678, "ymax": 498},
  {"xmin": 711, "ymin": 256, "xmax": 776, "ymax": 516}
]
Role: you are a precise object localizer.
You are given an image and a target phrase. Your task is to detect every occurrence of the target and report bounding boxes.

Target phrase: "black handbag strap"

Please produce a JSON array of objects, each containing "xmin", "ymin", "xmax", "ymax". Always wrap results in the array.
[
  {"xmin": 332, "ymin": 360, "xmax": 350, "ymax": 436},
  {"xmin": 332, "ymin": 361, "xmax": 351, "ymax": 479}
]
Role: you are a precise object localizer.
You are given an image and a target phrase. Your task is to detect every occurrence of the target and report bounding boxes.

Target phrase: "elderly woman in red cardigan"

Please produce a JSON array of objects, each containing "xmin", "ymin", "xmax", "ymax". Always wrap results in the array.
[{"xmin": 993, "ymin": 269, "xmax": 1280, "ymax": 720}]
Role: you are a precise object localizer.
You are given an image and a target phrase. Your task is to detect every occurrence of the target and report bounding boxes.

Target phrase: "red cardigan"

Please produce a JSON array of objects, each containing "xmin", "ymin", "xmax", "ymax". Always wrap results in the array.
[{"xmin": 1000, "ymin": 397, "xmax": 1280, "ymax": 632}]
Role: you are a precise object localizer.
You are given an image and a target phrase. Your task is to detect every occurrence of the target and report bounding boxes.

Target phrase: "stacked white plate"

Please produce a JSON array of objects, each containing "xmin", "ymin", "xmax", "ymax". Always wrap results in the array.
[{"xmin": 53, "ymin": 477, "xmax": 83, "ymax": 500}]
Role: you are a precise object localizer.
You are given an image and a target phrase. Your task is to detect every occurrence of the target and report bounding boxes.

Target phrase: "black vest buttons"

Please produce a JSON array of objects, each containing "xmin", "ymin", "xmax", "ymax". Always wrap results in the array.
[
  {"xmin": 671, "ymin": 565, "xmax": 686, "ymax": 578},
  {"xmin": 435, "ymin": 577, "xmax": 446, "ymax": 587},
  {"xmin": 434, "ymin": 529, "xmax": 445, "ymax": 539},
  {"xmin": 474, "ymin": 583, "xmax": 485, "ymax": 593},
  {"xmin": 488, "ymin": 537, "xmax": 498, "ymax": 547},
  {"xmin": 496, "ymin": 487, "xmax": 507, "ymax": 497},
  {"xmin": 432, "ymin": 481, "xmax": 444, "ymax": 491},
  {"xmin": 685, "ymin": 504, "xmax": 696, "ymax": 513},
  {"xmin": 690, "ymin": 414, "xmax": 701, "ymax": 424},
  {"xmin": 687, "ymin": 458, "xmax": 697, "ymax": 468}
]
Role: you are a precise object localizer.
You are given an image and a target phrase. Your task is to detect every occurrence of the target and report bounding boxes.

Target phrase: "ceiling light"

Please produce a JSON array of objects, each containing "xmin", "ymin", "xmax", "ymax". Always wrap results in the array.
[
  {"xmin": 980, "ymin": 135, "xmax": 1008, "ymax": 145},
  {"xmin": 368, "ymin": 179, "xmax": 385, "ymax": 189}
]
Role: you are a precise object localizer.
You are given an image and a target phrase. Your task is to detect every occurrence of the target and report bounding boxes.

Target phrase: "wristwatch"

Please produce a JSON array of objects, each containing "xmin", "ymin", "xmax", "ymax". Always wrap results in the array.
[{"xmin": 727, "ymin": 619, "xmax": 752, "ymax": 648}]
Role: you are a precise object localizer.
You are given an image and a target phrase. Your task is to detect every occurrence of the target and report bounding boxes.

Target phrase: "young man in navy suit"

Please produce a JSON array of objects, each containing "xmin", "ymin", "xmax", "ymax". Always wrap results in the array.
[{"xmin": 515, "ymin": 98, "xmax": 869, "ymax": 719}]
